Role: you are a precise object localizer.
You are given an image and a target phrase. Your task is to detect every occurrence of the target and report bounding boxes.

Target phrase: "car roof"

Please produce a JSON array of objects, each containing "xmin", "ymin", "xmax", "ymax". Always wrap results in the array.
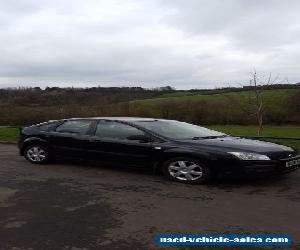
[{"xmin": 66, "ymin": 117, "xmax": 167, "ymax": 122}]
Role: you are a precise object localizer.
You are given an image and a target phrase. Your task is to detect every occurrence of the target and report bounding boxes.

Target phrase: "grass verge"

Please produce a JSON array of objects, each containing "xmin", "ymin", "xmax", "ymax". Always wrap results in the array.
[
  {"xmin": 208, "ymin": 125, "xmax": 300, "ymax": 150},
  {"xmin": 0, "ymin": 127, "xmax": 20, "ymax": 143}
]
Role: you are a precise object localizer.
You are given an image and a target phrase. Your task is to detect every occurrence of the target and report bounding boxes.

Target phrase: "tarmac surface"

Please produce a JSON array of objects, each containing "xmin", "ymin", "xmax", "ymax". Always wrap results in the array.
[{"xmin": 0, "ymin": 143, "xmax": 299, "ymax": 250}]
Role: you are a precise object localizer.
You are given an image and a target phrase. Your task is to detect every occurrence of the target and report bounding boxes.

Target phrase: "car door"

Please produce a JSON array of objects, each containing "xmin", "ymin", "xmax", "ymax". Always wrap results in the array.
[
  {"xmin": 89, "ymin": 120, "xmax": 156, "ymax": 167},
  {"xmin": 46, "ymin": 119, "xmax": 95, "ymax": 158}
]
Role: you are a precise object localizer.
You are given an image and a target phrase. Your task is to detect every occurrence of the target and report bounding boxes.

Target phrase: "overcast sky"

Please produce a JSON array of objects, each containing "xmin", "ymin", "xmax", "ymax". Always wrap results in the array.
[{"xmin": 0, "ymin": 0, "xmax": 299, "ymax": 89}]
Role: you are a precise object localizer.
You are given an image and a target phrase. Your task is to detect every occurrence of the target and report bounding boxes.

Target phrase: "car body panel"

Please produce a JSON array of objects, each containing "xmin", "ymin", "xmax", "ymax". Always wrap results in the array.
[
  {"xmin": 176, "ymin": 136, "xmax": 293, "ymax": 154},
  {"xmin": 18, "ymin": 117, "xmax": 300, "ymax": 177},
  {"xmin": 87, "ymin": 136, "xmax": 156, "ymax": 166}
]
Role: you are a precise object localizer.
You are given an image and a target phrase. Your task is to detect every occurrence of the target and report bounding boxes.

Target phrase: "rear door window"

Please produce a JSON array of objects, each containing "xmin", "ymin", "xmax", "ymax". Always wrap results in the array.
[
  {"xmin": 95, "ymin": 120, "xmax": 145, "ymax": 140},
  {"xmin": 55, "ymin": 120, "xmax": 92, "ymax": 135}
]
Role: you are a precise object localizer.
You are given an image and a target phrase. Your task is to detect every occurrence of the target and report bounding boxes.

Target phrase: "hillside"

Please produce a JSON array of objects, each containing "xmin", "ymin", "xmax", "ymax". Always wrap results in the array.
[
  {"xmin": 121, "ymin": 88, "xmax": 300, "ymax": 125},
  {"xmin": 0, "ymin": 86, "xmax": 172, "ymax": 125},
  {"xmin": 0, "ymin": 86, "xmax": 299, "ymax": 126}
]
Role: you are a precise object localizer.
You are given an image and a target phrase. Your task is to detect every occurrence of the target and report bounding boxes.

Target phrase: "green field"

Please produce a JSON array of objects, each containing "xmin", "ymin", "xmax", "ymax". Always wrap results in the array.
[
  {"xmin": 0, "ymin": 125, "xmax": 299, "ymax": 149},
  {"xmin": 0, "ymin": 127, "xmax": 20, "ymax": 143},
  {"xmin": 207, "ymin": 125, "xmax": 300, "ymax": 137},
  {"xmin": 1, "ymin": 88, "xmax": 299, "ymax": 126},
  {"xmin": 135, "ymin": 89, "xmax": 296, "ymax": 105},
  {"xmin": 122, "ymin": 89, "xmax": 300, "ymax": 126},
  {"xmin": 207, "ymin": 125, "xmax": 300, "ymax": 149}
]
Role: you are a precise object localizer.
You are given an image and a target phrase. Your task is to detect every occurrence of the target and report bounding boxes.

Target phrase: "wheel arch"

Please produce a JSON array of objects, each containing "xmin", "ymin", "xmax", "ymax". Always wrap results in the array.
[{"xmin": 21, "ymin": 137, "xmax": 50, "ymax": 155}]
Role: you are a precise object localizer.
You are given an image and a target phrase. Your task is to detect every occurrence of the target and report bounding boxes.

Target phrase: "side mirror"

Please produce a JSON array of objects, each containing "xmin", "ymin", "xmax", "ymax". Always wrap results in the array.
[{"xmin": 127, "ymin": 134, "xmax": 152, "ymax": 143}]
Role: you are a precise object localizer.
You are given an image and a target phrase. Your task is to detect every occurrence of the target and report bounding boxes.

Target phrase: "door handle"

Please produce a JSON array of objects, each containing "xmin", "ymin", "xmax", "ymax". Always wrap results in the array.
[{"xmin": 89, "ymin": 139, "xmax": 101, "ymax": 142}]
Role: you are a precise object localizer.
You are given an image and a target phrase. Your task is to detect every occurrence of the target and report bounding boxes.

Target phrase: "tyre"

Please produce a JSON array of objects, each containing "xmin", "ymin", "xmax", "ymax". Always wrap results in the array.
[
  {"xmin": 24, "ymin": 144, "xmax": 50, "ymax": 164},
  {"xmin": 162, "ymin": 157, "xmax": 211, "ymax": 184}
]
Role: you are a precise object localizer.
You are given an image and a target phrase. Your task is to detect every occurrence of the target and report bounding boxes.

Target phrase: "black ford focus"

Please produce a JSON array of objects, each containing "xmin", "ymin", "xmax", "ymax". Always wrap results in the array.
[{"xmin": 18, "ymin": 117, "xmax": 300, "ymax": 184}]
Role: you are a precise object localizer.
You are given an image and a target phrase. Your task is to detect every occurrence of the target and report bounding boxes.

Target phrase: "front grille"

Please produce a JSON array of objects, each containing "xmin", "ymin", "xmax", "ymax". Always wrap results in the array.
[{"xmin": 268, "ymin": 151, "xmax": 299, "ymax": 160}]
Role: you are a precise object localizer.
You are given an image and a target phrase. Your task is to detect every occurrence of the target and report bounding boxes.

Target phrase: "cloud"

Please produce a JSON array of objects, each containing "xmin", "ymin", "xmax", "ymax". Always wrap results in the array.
[{"xmin": 0, "ymin": 0, "xmax": 299, "ymax": 89}]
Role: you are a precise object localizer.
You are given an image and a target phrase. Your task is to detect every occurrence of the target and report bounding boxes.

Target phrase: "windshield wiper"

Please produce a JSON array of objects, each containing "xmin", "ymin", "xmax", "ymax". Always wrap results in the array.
[{"xmin": 192, "ymin": 135, "xmax": 227, "ymax": 140}]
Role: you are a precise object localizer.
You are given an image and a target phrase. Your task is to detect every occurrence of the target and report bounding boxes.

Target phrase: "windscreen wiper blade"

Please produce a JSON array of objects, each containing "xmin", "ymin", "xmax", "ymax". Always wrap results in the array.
[{"xmin": 192, "ymin": 135, "xmax": 227, "ymax": 140}]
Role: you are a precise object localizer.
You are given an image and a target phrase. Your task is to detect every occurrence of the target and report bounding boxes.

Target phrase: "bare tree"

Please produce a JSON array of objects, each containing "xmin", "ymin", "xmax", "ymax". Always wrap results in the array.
[
  {"xmin": 250, "ymin": 71, "xmax": 264, "ymax": 135},
  {"xmin": 248, "ymin": 70, "xmax": 280, "ymax": 135},
  {"xmin": 222, "ymin": 70, "xmax": 279, "ymax": 136}
]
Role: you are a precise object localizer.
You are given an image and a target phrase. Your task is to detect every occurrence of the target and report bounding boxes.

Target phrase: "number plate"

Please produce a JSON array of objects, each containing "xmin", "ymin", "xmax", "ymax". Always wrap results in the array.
[{"xmin": 286, "ymin": 158, "xmax": 300, "ymax": 168}]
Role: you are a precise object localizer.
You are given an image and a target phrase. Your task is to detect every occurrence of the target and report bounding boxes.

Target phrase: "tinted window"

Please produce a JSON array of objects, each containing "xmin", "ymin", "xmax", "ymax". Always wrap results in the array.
[
  {"xmin": 55, "ymin": 120, "xmax": 92, "ymax": 134},
  {"xmin": 38, "ymin": 122, "xmax": 58, "ymax": 131},
  {"xmin": 132, "ymin": 120, "xmax": 225, "ymax": 139},
  {"xmin": 96, "ymin": 120, "xmax": 144, "ymax": 140}
]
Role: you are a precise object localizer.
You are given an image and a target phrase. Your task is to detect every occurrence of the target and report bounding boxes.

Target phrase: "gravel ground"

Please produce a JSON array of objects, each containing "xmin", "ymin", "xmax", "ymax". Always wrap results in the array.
[{"xmin": 0, "ymin": 143, "xmax": 299, "ymax": 250}]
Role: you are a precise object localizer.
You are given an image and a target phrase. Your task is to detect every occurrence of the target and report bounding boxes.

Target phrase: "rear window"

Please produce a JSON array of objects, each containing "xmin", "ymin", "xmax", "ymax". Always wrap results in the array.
[{"xmin": 38, "ymin": 122, "xmax": 58, "ymax": 131}]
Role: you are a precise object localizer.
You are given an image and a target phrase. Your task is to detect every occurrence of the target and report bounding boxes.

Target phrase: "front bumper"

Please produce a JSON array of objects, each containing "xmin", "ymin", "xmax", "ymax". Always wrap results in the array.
[
  {"xmin": 218, "ymin": 155, "xmax": 300, "ymax": 177},
  {"xmin": 242, "ymin": 161, "xmax": 299, "ymax": 175}
]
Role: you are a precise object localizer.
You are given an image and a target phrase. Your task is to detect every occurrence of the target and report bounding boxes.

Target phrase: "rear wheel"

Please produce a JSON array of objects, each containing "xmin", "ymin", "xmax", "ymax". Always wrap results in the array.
[
  {"xmin": 24, "ymin": 144, "xmax": 50, "ymax": 164},
  {"xmin": 162, "ymin": 157, "xmax": 211, "ymax": 184}
]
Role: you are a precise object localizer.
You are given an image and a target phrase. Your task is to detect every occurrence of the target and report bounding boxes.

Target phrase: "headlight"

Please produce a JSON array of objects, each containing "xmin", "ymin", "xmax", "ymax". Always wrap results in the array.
[{"xmin": 228, "ymin": 152, "xmax": 270, "ymax": 160}]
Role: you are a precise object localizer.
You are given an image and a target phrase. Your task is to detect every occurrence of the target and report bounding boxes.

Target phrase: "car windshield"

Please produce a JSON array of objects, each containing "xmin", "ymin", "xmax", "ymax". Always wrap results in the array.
[{"xmin": 132, "ymin": 120, "xmax": 226, "ymax": 139}]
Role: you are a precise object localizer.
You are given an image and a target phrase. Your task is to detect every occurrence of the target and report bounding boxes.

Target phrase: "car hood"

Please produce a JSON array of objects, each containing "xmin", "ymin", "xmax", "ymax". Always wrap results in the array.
[{"xmin": 176, "ymin": 136, "xmax": 294, "ymax": 153}]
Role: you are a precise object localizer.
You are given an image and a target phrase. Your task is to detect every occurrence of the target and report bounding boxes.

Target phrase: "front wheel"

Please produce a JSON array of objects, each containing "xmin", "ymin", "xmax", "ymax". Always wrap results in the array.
[
  {"xmin": 24, "ymin": 144, "xmax": 50, "ymax": 164},
  {"xmin": 162, "ymin": 157, "xmax": 211, "ymax": 184}
]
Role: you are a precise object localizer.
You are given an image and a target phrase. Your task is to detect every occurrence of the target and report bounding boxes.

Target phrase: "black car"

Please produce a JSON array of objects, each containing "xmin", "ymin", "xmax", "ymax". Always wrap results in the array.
[{"xmin": 18, "ymin": 117, "xmax": 300, "ymax": 184}]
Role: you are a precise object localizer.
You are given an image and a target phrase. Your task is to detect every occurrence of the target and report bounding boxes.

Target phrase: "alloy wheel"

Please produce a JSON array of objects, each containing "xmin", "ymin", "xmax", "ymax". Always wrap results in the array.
[
  {"xmin": 168, "ymin": 160, "xmax": 203, "ymax": 181},
  {"xmin": 26, "ymin": 146, "xmax": 47, "ymax": 162}
]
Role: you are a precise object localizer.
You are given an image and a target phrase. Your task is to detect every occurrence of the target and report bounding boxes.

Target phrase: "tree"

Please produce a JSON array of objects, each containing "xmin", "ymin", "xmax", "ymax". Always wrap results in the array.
[{"xmin": 222, "ymin": 70, "xmax": 279, "ymax": 135}]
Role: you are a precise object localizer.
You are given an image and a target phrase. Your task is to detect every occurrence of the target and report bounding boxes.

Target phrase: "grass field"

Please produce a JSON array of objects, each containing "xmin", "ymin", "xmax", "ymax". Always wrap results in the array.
[
  {"xmin": 134, "ymin": 89, "xmax": 296, "ymax": 105},
  {"xmin": 207, "ymin": 125, "xmax": 300, "ymax": 150},
  {"xmin": 124, "ymin": 89, "xmax": 299, "ymax": 125},
  {"xmin": 134, "ymin": 90, "xmax": 296, "ymax": 120},
  {"xmin": 207, "ymin": 125, "xmax": 300, "ymax": 137},
  {"xmin": 0, "ymin": 125, "xmax": 299, "ymax": 149},
  {"xmin": 0, "ymin": 127, "xmax": 19, "ymax": 143}
]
